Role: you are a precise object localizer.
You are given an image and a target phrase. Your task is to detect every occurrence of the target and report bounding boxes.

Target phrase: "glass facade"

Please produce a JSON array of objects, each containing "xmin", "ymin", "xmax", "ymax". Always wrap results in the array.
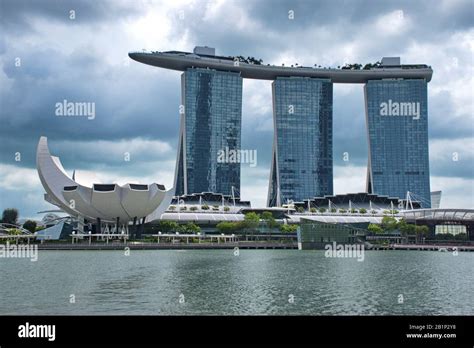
[
  {"xmin": 365, "ymin": 79, "xmax": 431, "ymax": 207},
  {"xmin": 175, "ymin": 68, "xmax": 242, "ymax": 196},
  {"xmin": 297, "ymin": 220, "xmax": 368, "ymax": 250},
  {"xmin": 435, "ymin": 225, "xmax": 466, "ymax": 235},
  {"xmin": 268, "ymin": 77, "xmax": 333, "ymax": 206}
]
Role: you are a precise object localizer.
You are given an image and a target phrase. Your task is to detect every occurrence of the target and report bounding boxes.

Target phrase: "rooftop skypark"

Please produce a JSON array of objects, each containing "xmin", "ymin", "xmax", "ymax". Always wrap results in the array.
[{"xmin": 129, "ymin": 47, "xmax": 433, "ymax": 83}]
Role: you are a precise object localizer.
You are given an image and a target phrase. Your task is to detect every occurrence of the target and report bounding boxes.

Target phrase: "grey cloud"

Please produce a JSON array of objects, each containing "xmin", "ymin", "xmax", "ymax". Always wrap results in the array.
[
  {"xmin": 428, "ymin": 90, "xmax": 473, "ymax": 140},
  {"xmin": 243, "ymin": 0, "xmax": 473, "ymax": 39},
  {"xmin": 0, "ymin": 0, "xmax": 143, "ymax": 35},
  {"xmin": 0, "ymin": 187, "xmax": 52, "ymax": 219},
  {"xmin": 171, "ymin": 0, "xmax": 473, "ymax": 65},
  {"xmin": 0, "ymin": 45, "xmax": 182, "ymax": 169}
]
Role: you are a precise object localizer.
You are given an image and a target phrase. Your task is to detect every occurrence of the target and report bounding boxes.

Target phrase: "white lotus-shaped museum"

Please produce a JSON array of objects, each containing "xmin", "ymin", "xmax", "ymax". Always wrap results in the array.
[{"xmin": 36, "ymin": 136, "xmax": 173, "ymax": 227}]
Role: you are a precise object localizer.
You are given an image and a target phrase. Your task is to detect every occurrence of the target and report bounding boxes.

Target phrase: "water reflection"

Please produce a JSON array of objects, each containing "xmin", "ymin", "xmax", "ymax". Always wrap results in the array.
[{"xmin": 0, "ymin": 250, "xmax": 472, "ymax": 315}]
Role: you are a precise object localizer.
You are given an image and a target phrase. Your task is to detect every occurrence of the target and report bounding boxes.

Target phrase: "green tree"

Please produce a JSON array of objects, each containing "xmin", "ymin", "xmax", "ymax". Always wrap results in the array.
[
  {"xmin": 189, "ymin": 223, "xmax": 201, "ymax": 233},
  {"xmin": 241, "ymin": 212, "xmax": 260, "ymax": 231},
  {"xmin": 157, "ymin": 221, "xmax": 179, "ymax": 233},
  {"xmin": 244, "ymin": 211, "xmax": 260, "ymax": 227},
  {"xmin": 310, "ymin": 207, "xmax": 317, "ymax": 213},
  {"xmin": 398, "ymin": 219, "xmax": 415, "ymax": 236},
  {"xmin": 190, "ymin": 206, "xmax": 198, "ymax": 211},
  {"xmin": 297, "ymin": 207, "xmax": 304, "ymax": 213},
  {"xmin": 280, "ymin": 224, "xmax": 298, "ymax": 233},
  {"xmin": 261, "ymin": 211, "xmax": 272, "ymax": 221},
  {"xmin": 22, "ymin": 220, "xmax": 37, "ymax": 233},
  {"xmin": 368, "ymin": 223, "xmax": 383, "ymax": 234},
  {"xmin": 342, "ymin": 63, "xmax": 362, "ymax": 70},
  {"xmin": 437, "ymin": 233, "xmax": 453, "ymax": 240},
  {"xmin": 415, "ymin": 225, "xmax": 429, "ymax": 243},
  {"xmin": 330, "ymin": 208, "xmax": 337, "ymax": 213},
  {"xmin": 201, "ymin": 204, "xmax": 210, "ymax": 210},
  {"xmin": 454, "ymin": 233, "xmax": 467, "ymax": 240},
  {"xmin": 7, "ymin": 228, "xmax": 22, "ymax": 235},
  {"xmin": 359, "ymin": 208, "xmax": 367, "ymax": 214},
  {"xmin": 2, "ymin": 208, "xmax": 18, "ymax": 225},
  {"xmin": 384, "ymin": 209, "xmax": 398, "ymax": 215},
  {"xmin": 261, "ymin": 211, "xmax": 278, "ymax": 229},
  {"xmin": 224, "ymin": 206, "xmax": 230, "ymax": 212},
  {"xmin": 216, "ymin": 221, "xmax": 238, "ymax": 233},
  {"xmin": 363, "ymin": 61, "xmax": 381, "ymax": 70},
  {"xmin": 319, "ymin": 207, "xmax": 327, "ymax": 213},
  {"xmin": 381, "ymin": 216, "xmax": 398, "ymax": 231},
  {"xmin": 180, "ymin": 223, "xmax": 200, "ymax": 234},
  {"xmin": 168, "ymin": 206, "xmax": 176, "ymax": 211}
]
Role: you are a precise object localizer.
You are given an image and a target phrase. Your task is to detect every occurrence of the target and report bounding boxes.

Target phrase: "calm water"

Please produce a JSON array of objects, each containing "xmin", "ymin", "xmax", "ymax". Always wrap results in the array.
[{"xmin": 0, "ymin": 249, "xmax": 473, "ymax": 315}]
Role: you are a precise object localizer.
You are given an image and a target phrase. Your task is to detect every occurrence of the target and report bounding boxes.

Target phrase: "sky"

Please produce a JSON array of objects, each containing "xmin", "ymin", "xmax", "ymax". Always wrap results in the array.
[{"xmin": 0, "ymin": 0, "xmax": 473, "ymax": 220}]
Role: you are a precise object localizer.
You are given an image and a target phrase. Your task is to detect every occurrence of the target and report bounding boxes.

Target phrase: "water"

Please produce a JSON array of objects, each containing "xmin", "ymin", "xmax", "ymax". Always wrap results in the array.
[{"xmin": 0, "ymin": 250, "xmax": 472, "ymax": 315}]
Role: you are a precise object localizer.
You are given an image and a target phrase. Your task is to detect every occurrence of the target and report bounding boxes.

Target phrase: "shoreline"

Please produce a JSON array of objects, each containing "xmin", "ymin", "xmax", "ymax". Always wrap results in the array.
[
  {"xmin": 35, "ymin": 242, "xmax": 297, "ymax": 250},
  {"xmin": 5, "ymin": 242, "xmax": 472, "ymax": 251}
]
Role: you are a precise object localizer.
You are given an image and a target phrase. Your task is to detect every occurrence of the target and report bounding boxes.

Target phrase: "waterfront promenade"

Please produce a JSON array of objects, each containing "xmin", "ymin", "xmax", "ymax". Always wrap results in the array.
[
  {"xmin": 36, "ymin": 241, "xmax": 298, "ymax": 250},
  {"xmin": 30, "ymin": 241, "xmax": 474, "ymax": 251}
]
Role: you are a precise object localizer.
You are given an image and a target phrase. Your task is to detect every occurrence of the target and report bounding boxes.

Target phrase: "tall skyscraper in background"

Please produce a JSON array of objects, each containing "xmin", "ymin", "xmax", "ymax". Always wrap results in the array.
[
  {"xmin": 365, "ymin": 78, "xmax": 431, "ymax": 207},
  {"xmin": 267, "ymin": 77, "xmax": 333, "ymax": 207},
  {"xmin": 174, "ymin": 67, "xmax": 243, "ymax": 196}
]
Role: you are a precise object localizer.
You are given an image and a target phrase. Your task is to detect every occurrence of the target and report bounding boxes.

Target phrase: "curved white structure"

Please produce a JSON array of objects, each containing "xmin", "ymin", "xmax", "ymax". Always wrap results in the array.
[{"xmin": 36, "ymin": 136, "xmax": 173, "ymax": 225}]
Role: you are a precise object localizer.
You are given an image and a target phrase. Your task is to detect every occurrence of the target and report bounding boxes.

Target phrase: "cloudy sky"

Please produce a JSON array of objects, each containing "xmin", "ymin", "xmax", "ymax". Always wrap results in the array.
[{"xmin": 0, "ymin": 0, "xmax": 473, "ymax": 219}]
